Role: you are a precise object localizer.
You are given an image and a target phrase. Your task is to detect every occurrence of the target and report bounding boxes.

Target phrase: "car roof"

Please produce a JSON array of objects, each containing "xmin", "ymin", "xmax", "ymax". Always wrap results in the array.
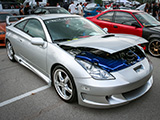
[
  {"xmin": 25, "ymin": 14, "xmax": 80, "ymax": 21},
  {"xmin": 106, "ymin": 9, "xmax": 143, "ymax": 13}
]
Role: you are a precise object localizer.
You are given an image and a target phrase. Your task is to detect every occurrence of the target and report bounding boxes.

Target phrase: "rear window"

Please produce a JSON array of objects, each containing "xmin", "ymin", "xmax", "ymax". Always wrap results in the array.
[{"xmin": 2, "ymin": 2, "xmax": 20, "ymax": 9}]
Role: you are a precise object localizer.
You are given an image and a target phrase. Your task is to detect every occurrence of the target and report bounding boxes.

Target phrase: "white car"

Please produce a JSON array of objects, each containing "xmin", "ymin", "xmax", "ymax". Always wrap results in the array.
[{"xmin": 6, "ymin": 14, "xmax": 153, "ymax": 108}]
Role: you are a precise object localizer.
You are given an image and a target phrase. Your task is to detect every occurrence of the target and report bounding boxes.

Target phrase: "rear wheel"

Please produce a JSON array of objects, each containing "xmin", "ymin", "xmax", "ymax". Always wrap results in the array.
[
  {"xmin": 6, "ymin": 41, "xmax": 15, "ymax": 62},
  {"xmin": 148, "ymin": 39, "xmax": 160, "ymax": 57},
  {"xmin": 52, "ymin": 65, "xmax": 77, "ymax": 103}
]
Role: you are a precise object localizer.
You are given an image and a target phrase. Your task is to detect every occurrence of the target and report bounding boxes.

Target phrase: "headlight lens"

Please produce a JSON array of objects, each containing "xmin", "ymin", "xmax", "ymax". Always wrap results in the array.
[{"xmin": 76, "ymin": 59, "xmax": 115, "ymax": 80}]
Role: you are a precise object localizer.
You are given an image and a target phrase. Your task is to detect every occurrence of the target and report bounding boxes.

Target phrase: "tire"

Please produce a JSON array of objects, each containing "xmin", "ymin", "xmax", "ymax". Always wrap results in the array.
[
  {"xmin": 52, "ymin": 65, "xmax": 77, "ymax": 103},
  {"xmin": 6, "ymin": 40, "xmax": 16, "ymax": 62},
  {"xmin": 148, "ymin": 39, "xmax": 160, "ymax": 57}
]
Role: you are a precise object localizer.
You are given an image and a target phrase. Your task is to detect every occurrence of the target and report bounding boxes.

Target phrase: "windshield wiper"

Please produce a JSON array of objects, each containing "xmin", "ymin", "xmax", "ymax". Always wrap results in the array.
[{"xmin": 54, "ymin": 38, "xmax": 72, "ymax": 42}]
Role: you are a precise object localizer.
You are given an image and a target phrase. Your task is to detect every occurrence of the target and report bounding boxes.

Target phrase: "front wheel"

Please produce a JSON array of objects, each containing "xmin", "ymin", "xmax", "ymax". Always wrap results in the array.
[
  {"xmin": 148, "ymin": 39, "xmax": 160, "ymax": 57},
  {"xmin": 52, "ymin": 65, "xmax": 77, "ymax": 103},
  {"xmin": 6, "ymin": 40, "xmax": 15, "ymax": 62}
]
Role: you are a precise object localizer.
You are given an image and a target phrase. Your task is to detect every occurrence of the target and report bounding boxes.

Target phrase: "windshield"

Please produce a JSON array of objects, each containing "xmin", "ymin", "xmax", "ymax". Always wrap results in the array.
[
  {"xmin": 44, "ymin": 17, "xmax": 105, "ymax": 42},
  {"xmin": 133, "ymin": 12, "xmax": 160, "ymax": 27},
  {"xmin": 0, "ymin": 14, "xmax": 18, "ymax": 23}
]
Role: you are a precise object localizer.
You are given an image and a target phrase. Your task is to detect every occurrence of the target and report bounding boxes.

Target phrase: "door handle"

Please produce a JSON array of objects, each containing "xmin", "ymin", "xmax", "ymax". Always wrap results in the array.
[{"xmin": 113, "ymin": 25, "xmax": 118, "ymax": 28}]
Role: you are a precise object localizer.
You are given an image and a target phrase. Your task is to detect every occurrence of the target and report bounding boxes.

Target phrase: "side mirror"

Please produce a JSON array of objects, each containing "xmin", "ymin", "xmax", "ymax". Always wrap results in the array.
[
  {"xmin": 30, "ymin": 37, "xmax": 45, "ymax": 46},
  {"xmin": 103, "ymin": 28, "xmax": 108, "ymax": 33},
  {"xmin": 131, "ymin": 22, "xmax": 141, "ymax": 28}
]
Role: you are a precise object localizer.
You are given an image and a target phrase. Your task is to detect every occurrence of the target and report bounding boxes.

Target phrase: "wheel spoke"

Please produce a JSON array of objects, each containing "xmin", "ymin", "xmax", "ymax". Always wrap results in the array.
[
  {"xmin": 55, "ymin": 80, "xmax": 63, "ymax": 87},
  {"xmin": 58, "ymin": 71, "xmax": 64, "ymax": 82},
  {"xmin": 62, "ymin": 87, "xmax": 67, "ymax": 97},
  {"xmin": 64, "ymin": 76, "xmax": 69, "ymax": 84},
  {"xmin": 65, "ymin": 86, "xmax": 72, "ymax": 94}
]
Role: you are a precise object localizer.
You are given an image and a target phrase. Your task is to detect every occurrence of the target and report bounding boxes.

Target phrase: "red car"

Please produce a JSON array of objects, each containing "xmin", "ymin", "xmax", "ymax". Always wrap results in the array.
[
  {"xmin": 87, "ymin": 9, "xmax": 160, "ymax": 57},
  {"xmin": 0, "ymin": 12, "xmax": 17, "ymax": 47}
]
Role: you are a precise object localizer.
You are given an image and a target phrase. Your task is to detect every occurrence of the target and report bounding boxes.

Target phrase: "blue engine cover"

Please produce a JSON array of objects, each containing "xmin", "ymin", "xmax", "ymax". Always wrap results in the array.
[{"xmin": 76, "ymin": 51, "xmax": 142, "ymax": 72}]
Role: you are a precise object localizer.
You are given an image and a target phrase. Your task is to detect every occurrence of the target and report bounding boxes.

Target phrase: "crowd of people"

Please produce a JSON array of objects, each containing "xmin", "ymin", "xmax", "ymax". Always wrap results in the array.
[
  {"xmin": 19, "ymin": 1, "xmax": 86, "ymax": 16},
  {"xmin": 144, "ymin": 1, "xmax": 160, "ymax": 20}
]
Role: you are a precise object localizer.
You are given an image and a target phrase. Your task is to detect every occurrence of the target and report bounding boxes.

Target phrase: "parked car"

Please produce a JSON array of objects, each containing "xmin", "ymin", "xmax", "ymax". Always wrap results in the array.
[
  {"xmin": 0, "ymin": 1, "xmax": 20, "ymax": 15},
  {"xmin": 0, "ymin": 12, "xmax": 17, "ymax": 47},
  {"xmin": 84, "ymin": 6, "xmax": 105, "ymax": 17},
  {"xmin": 87, "ymin": 9, "xmax": 160, "ymax": 57},
  {"xmin": 32, "ymin": 7, "xmax": 70, "ymax": 15},
  {"xmin": 6, "ymin": 14, "xmax": 153, "ymax": 108}
]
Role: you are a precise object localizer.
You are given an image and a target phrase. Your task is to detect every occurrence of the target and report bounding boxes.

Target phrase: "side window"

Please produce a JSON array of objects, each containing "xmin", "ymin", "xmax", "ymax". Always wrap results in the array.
[
  {"xmin": 15, "ymin": 20, "xmax": 28, "ymax": 30},
  {"xmin": 115, "ymin": 12, "xmax": 137, "ymax": 26},
  {"xmin": 24, "ymin": 19, "xmax": 46, "ymax": 40},
  {"xmin": 98, "ymin": 12, "xmax": 114, "ymax": 22},
  {"xmin": 34, "ymin": 8, "xmax": 42, "ymax": 14},
  {"xmin": 42, "ymin": 9, "xmax": 49, "ymax": 14}
]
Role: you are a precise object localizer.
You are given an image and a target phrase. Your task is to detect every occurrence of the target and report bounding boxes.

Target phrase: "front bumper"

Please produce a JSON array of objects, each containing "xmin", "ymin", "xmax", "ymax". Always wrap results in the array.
[
  {"xmin": 0, "ymin": 34, "xmax": 5, "ymax": 46},
  {"xmin": 76, "ymin": 58, "xmax": 153, "ymax": 108}
]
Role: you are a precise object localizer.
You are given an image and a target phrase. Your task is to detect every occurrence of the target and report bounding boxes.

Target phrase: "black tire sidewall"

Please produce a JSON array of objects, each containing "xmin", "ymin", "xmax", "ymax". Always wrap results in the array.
[{"xmin": 52, "ymin": 65, "xmax": 77, "ymax": 103}]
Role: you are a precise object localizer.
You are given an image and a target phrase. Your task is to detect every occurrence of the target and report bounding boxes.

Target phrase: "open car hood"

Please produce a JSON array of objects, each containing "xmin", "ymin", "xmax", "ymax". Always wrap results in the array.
[{"xmin": 58, "ymin": 34, "xmax": 148, "ymax": 54}]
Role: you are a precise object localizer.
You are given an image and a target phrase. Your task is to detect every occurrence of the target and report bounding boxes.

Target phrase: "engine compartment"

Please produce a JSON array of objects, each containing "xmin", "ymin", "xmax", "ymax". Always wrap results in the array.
[{"xmin": 61, "ymin": 45, "xmax": 145, "ymax": 72}]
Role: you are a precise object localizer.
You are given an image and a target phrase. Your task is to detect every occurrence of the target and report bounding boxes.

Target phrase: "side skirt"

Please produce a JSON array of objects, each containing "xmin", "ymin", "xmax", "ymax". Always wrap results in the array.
[{"xmin": 14, "ymin": 55, "xmax": 52, "ymax": 86}]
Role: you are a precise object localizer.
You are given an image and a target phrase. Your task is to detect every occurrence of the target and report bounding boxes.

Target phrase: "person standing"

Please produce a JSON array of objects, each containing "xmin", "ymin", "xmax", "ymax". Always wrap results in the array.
[
  {"xmin": 144, "ymin": 3, "xmax": 150, "ymax": 13},
  {"xmin": 78, "ymin": 2, "xmax": 83, "ymax": 16},
  {"xmin": 57, "ymin": 3, "xmax": 61, "ymax": 7},
  {"xmin": 68, "ymin": 2, "xmax": 77, "ymax": 14},
  {"xmin": 152, "ymin": 1, "xmax": 159, "ymax": 19},
  {"xmin": 24, "ymin": 3, "xmax": 30, "ymax": 15},
  {"xmin": 19, "ymin": 4, "xmax": 24, "ymax": 15}
]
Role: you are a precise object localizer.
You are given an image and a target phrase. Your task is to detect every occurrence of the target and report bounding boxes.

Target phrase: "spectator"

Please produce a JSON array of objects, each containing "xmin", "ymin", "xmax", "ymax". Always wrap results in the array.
[
  {"xmin": 19, "ymin": 5, "xmax": 24, "ymax": 15},
  {"xmin": 46, "ymin": 2, "xmax": 50, "ymax": 6},
  {"xmin": 68, "ymin": 2, "xmax": 77, "ymax": 14},
  {"xmin": 24, "ymin": 3, "xmax": 30, "ymax": 15},
  {"xmin": 152, "ymin": 1, "xmax": 159, "ymax": 19},
  {"xmin": 144, "ymin": 3, "xmax": 150, "ymax": 13},
  {"xmin": 158, "ymin": 3, "xmax": 160, "ymax": 21},
  {"xmin": 57, "ymin": 3, "xmax": 61, "ymax": 7},
  {"xmin": 63, "ymin": 2, "xmax": 69, "ymax": 10},
  {"xmin": 77, "ymin": 2, "xmax": 83, "ymax": 16}
]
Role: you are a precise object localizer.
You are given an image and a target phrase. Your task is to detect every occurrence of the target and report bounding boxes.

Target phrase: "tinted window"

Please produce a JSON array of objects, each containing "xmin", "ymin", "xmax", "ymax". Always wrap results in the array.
[
  {"xmin": 42, "ymin": 9, "xmax": 50, "ymax": 14},
  {"xmin": 2, "ymin": 2, "xmax": 20, "ymax": 9},
  {"xmin": 115, "ymin": 12, "xmax": 137, "ymax": 26},
  {"xmin": 15, "ymin": 20, "xmax": 28, "ymax": 30},
  {"xmin": 133, "ymin": 12, "xmax": 160, "ymax": 27},
  {"xmin": 24, "ymin": 19, "xmax": 46, "ymax": 40},
  {"xmin": 98, "ymin": 12, "xmax": 114, "ymax": 22},
  {"xmin": 34, "ymin": 8, "xmax": 42, "ymax": 14}
]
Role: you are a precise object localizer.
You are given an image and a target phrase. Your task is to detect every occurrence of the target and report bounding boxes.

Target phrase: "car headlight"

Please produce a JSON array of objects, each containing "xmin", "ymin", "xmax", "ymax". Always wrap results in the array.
[
  {"xmin": 76, "ymin": 59, "xmax": 115, "ymax": 80},
  {"xmin": 0, "ymin": 30, "xmax": 5, "ymax": 35}
]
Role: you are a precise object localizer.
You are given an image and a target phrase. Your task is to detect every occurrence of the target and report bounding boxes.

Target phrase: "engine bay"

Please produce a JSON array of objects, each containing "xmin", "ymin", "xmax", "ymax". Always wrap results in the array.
[{"xmin": 61, "ymin": 45, "xmax": 145, "ymax": 72}]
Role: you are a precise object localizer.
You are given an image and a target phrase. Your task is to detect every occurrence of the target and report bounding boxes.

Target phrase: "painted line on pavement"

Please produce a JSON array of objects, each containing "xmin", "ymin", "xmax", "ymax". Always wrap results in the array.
[{"xmin": 0, "ymin": 85, "xmax": 51, "ymax": 107}]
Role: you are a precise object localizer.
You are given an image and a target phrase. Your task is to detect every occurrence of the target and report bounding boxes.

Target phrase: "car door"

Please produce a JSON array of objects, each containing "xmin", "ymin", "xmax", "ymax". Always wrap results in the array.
[
  {"xmin": 112, "ymin": 11, "xmax": 143, "ymax": 37},
  {"xmin": 20, "ymin": 18, "xmax": 48, "ymax": 75},
  {"xmin": 94, "ymin": 11, "xmax": 114, "ymax": 33}
]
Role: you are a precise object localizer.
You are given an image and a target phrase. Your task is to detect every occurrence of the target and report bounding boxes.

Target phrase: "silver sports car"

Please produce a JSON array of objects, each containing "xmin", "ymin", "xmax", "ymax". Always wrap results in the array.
[{"xmin": 6, "ymin": 14, "xmax": 153, "ymax": 108}]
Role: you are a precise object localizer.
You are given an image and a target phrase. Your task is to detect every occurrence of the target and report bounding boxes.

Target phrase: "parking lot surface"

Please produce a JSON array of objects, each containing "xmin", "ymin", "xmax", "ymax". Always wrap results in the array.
[{"xmin": 0, "ymin": 47, "xmax": 160, "ymax": 120}]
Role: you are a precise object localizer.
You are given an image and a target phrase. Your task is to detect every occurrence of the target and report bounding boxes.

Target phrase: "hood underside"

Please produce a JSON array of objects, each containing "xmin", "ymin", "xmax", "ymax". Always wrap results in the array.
[{"xmin": 58, "ymin": 34, "xmax": 148, "ymax": 54}]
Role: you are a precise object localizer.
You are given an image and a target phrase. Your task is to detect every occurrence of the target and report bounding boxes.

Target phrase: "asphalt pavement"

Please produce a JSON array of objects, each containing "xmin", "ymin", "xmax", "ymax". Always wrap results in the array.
[{"xmin": 0, "ymin": 47, "xmax": 160, "ymax": 120}]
